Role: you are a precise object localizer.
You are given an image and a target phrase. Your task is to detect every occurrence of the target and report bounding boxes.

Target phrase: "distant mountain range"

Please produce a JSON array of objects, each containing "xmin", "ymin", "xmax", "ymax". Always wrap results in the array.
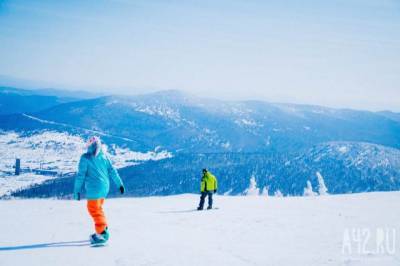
[
  {"xmin": 1, "ymin": 87, "xmax": 400, "ymax": 153},
  {"xmin": 0, "ymin": 86, "xmax": 103, "ymax": 115},
  {"xmin": 1, "ymin": 86, "xmax": 399, "ymax": 197}
]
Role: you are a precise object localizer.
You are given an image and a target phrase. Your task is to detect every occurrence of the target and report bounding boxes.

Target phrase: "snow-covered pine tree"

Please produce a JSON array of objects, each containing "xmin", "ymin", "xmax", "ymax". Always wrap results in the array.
[
  {"xmin": 316, "ymin": 172, "xmax": 329, "ymax": 195},
  {"xmin": 245, "ymin": 175, "xmax": 259, "ymax": 196},
  {"xmin": 261, "ymin": 186, "xmax": 269, "ymax": 197},
  {"xmin": 274, "ymin": 190, "xmax": 283, "ymax": 197},
  {"xmin": 303, "ymin": 180, "xmax": 316, "ymax": 197}
]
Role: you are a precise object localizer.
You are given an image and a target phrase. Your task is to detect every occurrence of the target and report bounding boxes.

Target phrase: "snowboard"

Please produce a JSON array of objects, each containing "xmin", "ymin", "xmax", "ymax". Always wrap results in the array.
[
  {"xmin": 197, "ymin": 207, "xmax": 219, "ymax": 211},
  {"xmin": 91, "ymin": 242, "xmax": 107, "ymax": 247}
]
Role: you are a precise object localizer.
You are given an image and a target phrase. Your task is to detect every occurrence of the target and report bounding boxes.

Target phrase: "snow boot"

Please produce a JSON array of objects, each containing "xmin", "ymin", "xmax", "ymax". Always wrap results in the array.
[
  {"xmin": 207, "ymin": 206, "xmax": 212, "ymax": 210},
  {"xmin": 90, "ymin": 233, "xmax": 107, "ymax": 245},
  {"xmin": 197, "ymin": 206, "xmax": 203, "ymax": 211},
  {"xmin": 101, "ymin": 227, "xmax": 110, "ymax": 241}
]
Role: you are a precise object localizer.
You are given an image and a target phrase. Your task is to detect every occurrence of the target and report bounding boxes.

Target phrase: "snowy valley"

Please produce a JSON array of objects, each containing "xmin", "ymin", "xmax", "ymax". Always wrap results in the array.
[{"xmin": 0, "ymin": 130, "xmax": 171, "ymax": 197}]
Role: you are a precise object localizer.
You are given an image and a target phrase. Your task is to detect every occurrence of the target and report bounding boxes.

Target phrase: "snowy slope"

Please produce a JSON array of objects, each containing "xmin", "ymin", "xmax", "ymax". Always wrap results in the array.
[{"xmin": 0, "ymin": 193, "xmax": 399, "ymax": 266}]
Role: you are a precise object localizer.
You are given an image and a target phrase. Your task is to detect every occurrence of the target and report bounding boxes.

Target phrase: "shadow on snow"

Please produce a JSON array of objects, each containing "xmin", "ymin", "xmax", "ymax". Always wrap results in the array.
[
  {"xmin": 158, "ymin": 209, "xmax": 199, "ymax": 214},
  {"xmin": 0, "ymin": 240, "xmax": 90, "ymax": 251}
]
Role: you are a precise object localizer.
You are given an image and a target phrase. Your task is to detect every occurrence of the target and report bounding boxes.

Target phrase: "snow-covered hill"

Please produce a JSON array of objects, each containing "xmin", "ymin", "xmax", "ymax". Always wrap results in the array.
[
  {"xmin": 0, "ymin": 131, "xmax": 172, "ymax": 197},
  {"xmin": 0, "ymin": 193, "xmax": 399, "ymax": 266}
]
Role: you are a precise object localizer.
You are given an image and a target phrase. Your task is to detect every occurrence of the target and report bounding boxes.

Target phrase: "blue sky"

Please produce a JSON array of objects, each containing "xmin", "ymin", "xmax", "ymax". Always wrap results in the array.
[{"xmin": 0, "ymin": 0, "xmax": 399, "ymax": 111}]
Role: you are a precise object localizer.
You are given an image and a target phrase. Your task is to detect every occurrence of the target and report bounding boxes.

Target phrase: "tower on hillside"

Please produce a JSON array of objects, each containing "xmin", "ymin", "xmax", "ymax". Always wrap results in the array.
[{"xmin": 15, "ymin": 158, "xmax": 21, "ymax": 176}]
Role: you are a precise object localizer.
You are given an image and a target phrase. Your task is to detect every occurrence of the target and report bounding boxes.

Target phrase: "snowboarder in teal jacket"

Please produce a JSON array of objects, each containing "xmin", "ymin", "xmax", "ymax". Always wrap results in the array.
[{"xmin": 74, "ymin": 136, "xmax": 125, "ymax": 244}]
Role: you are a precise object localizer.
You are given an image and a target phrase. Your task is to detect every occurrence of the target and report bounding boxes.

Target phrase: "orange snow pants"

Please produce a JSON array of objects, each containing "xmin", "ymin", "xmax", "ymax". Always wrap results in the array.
[{"xmin": 87, "ymin": 199, "xmax": 107, "ymax": 234}]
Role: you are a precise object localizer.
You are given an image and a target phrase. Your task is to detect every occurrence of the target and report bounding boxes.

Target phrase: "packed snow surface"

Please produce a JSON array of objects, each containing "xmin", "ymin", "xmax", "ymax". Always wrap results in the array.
[{"xmin": 1, "ymin": 192, "xmax": 399, "ymax": 266}]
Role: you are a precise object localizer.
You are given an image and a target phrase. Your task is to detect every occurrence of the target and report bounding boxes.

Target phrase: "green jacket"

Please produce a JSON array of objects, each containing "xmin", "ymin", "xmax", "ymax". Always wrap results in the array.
[
  {"xmin": 200, "ymin": 172, "xmax": 218, "ymax": 192},
  {"xmin": 74, "ymin": 151, "xmax": 124, "ymax": 200}
]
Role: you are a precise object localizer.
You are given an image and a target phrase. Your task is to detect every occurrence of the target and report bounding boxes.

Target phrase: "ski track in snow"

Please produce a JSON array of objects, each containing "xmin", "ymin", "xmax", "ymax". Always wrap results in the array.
[
  {"xmin": 0, "ymin": 192, "xmax": 399, "ymax": 266},
  {"xmin": 22, "ymin": 114, "xmax": 137, "ymax": 142}
]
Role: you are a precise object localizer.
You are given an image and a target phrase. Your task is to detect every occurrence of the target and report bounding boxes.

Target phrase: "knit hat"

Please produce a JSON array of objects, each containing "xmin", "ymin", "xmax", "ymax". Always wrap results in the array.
[{"xmin": 86, "ymin": 136, "xmax": 102, "ymax": 156}]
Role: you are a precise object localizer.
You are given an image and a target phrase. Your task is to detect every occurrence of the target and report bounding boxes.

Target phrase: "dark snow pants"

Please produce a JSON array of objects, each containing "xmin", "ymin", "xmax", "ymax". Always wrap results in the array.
[{"xmin": 198, "ymin": 191, "xmax": 213, "ymax": 209}]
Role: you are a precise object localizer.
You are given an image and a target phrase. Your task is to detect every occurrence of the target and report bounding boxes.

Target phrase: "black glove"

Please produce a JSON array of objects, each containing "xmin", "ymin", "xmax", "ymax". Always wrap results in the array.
[
  {"xmin": 120, "ymin": 186, "xmax": 125, "ymax": 194},
  {"xmin": 214, "ymin": 189, "xmax": 217, "ymax": 193}
]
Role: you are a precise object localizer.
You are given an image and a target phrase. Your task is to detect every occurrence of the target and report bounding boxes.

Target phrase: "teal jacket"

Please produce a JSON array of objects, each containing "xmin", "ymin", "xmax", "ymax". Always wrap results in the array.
[{"xmin": 74, "ymin": 151, "xmax": 124, "ymax": 200}]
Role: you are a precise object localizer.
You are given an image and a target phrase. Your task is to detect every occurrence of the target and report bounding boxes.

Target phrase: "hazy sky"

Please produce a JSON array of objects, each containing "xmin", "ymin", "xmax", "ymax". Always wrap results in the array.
[{"xmin": 0, "ymin": 0, "xmax": 399, "ymax": 111}]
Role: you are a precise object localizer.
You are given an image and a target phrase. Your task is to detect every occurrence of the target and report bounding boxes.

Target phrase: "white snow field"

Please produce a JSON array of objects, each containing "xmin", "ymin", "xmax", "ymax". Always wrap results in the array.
[{"xmin": 0, "ymin": 193, "xmax": 399, "ymax": 266}]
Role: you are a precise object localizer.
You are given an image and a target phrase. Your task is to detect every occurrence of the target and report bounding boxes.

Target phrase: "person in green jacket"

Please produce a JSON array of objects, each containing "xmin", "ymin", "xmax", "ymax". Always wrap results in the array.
[
  {"xmin": 74, "ymin": 136, "xmax": 125, "ymax": 244},
  {"xmin": 197, "ymin": 168, "xmax": 218, "ymax": 210}
]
